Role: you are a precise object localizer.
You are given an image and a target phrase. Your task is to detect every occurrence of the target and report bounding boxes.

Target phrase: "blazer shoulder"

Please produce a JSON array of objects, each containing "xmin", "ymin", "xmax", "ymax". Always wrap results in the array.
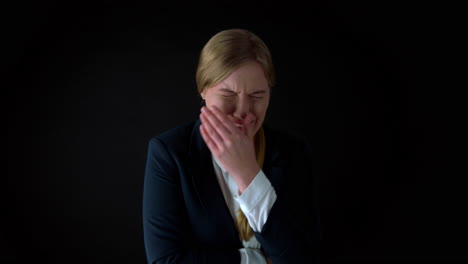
[{"xmin": 148, "ymin": 119, "xmax": 197, "ymax": 155}]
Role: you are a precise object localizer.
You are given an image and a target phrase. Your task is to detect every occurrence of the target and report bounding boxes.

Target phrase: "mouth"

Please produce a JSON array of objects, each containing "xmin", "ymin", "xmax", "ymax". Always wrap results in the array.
[
  {"xmin": 231, "ymin": 117, "xmax": 256, "ymax": 133},
  {"xmin": 233, "ymin": 121, "xmax": 256, "ymax": 134}
]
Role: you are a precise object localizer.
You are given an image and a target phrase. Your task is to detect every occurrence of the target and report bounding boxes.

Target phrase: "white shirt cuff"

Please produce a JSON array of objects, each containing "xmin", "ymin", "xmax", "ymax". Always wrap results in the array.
[
  {"xmin": 239, "ymin": 248, "xmax": 267, "ymax": 264},
  {"xmin": 236, "ymin": 170, "xmax": 277, "ymax": 232}
]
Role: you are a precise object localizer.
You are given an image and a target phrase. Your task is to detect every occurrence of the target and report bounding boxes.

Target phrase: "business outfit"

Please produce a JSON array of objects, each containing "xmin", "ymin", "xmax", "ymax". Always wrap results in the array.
[
  {"xmin": 212, "ymin": 154, "xmax": 277, "ymax": 263},
  {"xmin": 143, "ymin": 119, "xmax": 320, "ymax": 264}
]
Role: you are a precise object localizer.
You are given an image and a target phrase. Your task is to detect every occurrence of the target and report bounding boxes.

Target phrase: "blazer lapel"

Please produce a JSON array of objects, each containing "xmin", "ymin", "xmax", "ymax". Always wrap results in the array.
[{"xmin": 187, "ymin": 119, "xmax": 241, "ymax": 243}]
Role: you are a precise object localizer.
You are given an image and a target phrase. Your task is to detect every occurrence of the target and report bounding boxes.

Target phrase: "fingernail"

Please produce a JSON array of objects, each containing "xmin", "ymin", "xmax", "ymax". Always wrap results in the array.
[{"xmin": 201, "ymin": 107, "xmax": 205, "ymax": 112}]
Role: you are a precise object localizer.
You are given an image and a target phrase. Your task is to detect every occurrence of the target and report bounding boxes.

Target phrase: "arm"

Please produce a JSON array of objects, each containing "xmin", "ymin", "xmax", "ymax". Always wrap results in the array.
[
  {"xmin": 142, "ymin": 137, "xmax": 241, "ymax": 264},
  {"xmin": 236, "ymin": 169, "xmax": 277, "ymax": 233},
  {"xmin": 252, "ymin": 139, "xmax": 321, "ymax": 263}
]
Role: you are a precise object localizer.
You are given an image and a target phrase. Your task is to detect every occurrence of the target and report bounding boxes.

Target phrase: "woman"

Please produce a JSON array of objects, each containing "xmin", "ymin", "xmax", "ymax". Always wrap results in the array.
[{"xmin": 143, "ymin": 29, "xmax": 320, "ymax": 263}]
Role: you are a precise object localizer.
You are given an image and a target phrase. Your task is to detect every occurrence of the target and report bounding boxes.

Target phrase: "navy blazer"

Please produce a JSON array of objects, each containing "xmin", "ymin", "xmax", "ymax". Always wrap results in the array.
[{"xmin": 143, "ymin": 119, "xmax": 320, "ymax": 264}]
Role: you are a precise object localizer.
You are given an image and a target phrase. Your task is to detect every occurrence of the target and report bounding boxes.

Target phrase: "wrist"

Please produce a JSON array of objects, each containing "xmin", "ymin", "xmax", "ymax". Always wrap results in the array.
[{"xmin": 236, "ymin": 164, "xmax": 260, "ymax": 194}]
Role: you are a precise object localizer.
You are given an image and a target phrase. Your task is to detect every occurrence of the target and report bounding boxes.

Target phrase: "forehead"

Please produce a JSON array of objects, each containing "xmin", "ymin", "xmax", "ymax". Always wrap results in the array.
[{"xmin": 212, "ymin": 61, "xmax": 269, "ymax": 91}]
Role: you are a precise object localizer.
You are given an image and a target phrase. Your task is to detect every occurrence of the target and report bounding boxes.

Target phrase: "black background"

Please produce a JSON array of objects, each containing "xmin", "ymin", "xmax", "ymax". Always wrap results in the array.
[{"xmin": 5, "ymin": 1, "xmax": 465, "ymax": 263}]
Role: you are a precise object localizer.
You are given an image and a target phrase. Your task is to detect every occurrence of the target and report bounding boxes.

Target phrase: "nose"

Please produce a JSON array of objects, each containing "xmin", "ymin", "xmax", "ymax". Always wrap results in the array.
[{"xmin": 232, "ymin": 95, "xmax": 253, "ymax": 122}]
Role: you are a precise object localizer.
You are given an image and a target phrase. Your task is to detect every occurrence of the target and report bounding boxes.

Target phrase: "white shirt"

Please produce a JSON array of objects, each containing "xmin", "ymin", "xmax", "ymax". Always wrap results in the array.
[{"xmin": 212, "ymin": 156, "xmax": 277, "ymax": 264}]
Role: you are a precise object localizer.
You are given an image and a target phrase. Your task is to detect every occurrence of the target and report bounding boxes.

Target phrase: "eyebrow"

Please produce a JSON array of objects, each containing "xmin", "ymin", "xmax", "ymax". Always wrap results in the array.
[{"xmin": 219, "ymin": 88, "xmax": 267, "ymax": 95}]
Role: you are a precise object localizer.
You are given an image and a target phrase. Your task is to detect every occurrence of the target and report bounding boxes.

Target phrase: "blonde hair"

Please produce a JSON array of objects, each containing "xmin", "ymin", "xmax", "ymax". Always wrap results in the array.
[
  {"xmin": 196, "ymin": 28, "xmax": 275, "ymax": 94},
  {"xmin": 196, "ymin": 29, "xmax": 273, "ymax": 241}
]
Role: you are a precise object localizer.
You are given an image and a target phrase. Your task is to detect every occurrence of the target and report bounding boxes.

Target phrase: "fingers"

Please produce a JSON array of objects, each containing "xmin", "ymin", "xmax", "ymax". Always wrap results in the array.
[
  {"xmin": 243, "ymin": 113, "xmax": 256, "ymax": 137},
  {"xmin": 200, "ymin": 110, "xmax": 224, "ymax": 154},
  {"xmin": 200, "ymin": 105, "xmax": 256, "ymax": 154},
  {"xmin": 200, "ymin": 123, "xmax": 219, "ymax": 154},
  {"xmin": 204, "ymin": 106, "xmax": 238, "ymax": 135},
  {"xmin": 244, "ymin": 112, "xmax": 256, "ymax": 126}
]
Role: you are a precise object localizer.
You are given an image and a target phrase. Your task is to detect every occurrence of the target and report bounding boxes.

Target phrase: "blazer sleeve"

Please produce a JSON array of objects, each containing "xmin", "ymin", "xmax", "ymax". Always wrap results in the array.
[
  {"xmin": 142, "ymin": 137, "xmax": 241, "ymax": 264},
  {"xmin": 254, "ymin": 138, "xmax": 321, "ymax": 263}
]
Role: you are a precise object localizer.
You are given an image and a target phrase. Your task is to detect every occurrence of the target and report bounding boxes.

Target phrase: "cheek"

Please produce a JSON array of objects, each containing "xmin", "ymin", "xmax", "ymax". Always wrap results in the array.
[
  {"xmin": 207, "ymin": 99, "xmax": 233, "ymax": 114},
  {"xmin": 219, "ymin": 99, "xmax": 237, "ymax": 112},
  {"xmin": 254, "ymin": 101, "xmax": 269, "ymax": 116}
]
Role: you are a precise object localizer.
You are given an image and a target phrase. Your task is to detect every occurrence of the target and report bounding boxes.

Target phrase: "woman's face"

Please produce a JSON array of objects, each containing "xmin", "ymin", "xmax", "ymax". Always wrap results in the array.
[{"xmin": 201, "ymin": 60, "xmax": 270, "ymax": 139}]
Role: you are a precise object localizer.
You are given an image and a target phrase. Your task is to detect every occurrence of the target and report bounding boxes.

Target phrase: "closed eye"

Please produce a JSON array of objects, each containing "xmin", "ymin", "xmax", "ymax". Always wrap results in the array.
[{"xmin": 219, "ymin": 92, "xmax": 264, "ymax": 99}]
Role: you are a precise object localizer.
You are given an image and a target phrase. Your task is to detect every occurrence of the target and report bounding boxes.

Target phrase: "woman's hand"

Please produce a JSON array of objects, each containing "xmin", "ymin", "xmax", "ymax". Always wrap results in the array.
[{"xmin": 199, "ymin": 105, "xmax": 260, "ymax": 194}]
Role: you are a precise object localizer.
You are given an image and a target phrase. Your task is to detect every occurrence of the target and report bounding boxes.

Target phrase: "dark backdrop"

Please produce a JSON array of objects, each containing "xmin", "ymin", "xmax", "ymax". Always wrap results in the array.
[{"xmin": 5, "ymin": 1, "xmax": 465, "ymax": 263}]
